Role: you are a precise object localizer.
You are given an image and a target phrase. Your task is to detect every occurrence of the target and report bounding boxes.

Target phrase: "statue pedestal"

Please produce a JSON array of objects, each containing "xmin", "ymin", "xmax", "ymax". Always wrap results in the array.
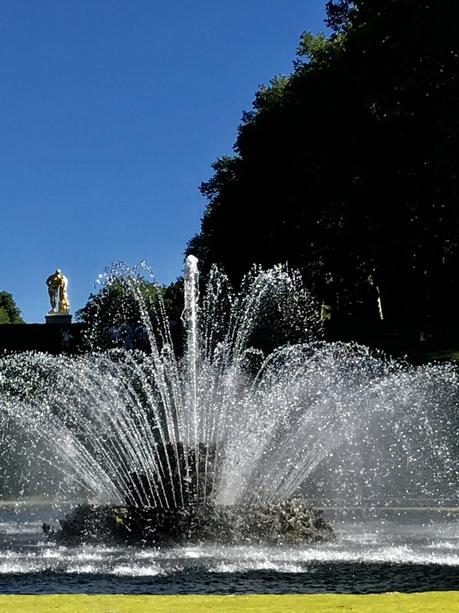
[{"xmin": 45, "ymin": 313, "xmax": 72, "ymax": 325}]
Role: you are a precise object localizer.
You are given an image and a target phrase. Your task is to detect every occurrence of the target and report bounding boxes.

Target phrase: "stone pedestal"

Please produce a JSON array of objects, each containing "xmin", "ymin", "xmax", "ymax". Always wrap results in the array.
[{"xmin": 45, "ymin": 313, "xmax": 72, "ymax": 325}]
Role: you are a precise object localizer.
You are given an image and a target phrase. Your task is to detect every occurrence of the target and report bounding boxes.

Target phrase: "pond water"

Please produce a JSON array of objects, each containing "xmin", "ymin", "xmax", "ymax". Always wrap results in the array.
[{"xmin": 0, "ymin": 504, "xmax": 457, "ymax": 594}]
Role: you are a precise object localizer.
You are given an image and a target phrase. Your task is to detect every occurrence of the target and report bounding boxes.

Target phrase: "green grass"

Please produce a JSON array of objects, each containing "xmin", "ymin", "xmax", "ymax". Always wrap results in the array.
[
  {"xmin": 0, "ymin": 592, "xmax": 457, "ymax": 612},
  {"xmin": 419, "ymin": 348, "xmax": 459, "ymax": 362}
]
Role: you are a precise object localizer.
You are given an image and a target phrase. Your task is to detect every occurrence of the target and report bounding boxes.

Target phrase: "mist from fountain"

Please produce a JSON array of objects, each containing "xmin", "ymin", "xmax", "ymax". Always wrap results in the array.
[{"xmin": 0, "ymin": 257, "xmax": 457, "ymax": 513}]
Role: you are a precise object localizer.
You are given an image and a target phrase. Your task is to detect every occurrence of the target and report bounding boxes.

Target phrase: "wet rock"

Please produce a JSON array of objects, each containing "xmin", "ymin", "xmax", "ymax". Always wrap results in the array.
[{"xmin": 50, "ymin": 498, "xmax": 334, "ymax": 546}]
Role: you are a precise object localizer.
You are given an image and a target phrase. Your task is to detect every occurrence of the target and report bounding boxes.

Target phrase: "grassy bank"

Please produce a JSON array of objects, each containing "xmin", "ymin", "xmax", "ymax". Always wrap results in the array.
[{"xmin": 0, "ymin": 592, "xmax": 457, "ymax": 612}]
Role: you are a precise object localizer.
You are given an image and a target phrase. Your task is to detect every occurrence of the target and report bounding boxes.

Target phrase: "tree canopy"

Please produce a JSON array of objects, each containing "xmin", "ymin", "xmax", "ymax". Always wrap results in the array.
[
  {"xmin": 187, "ymin": 0, "xmax": 459, "ymax": 320},
  {"xmin": 76, "ymin": 271, "xmax": 184, "ymax": 352},
  {"xmin": 0, "ymin": 291, "xmax": 24, "ymax": 324}
]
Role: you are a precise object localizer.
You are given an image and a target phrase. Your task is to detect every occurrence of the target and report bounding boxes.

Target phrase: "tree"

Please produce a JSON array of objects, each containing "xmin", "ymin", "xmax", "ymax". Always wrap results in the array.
[
  {"xmin": 76, "ymin": 272, "xmax": 185, "ymax": 353},
  {"xmin": 0, "ymin": 291, "xmax": 24, "ymax": 324},
  {"xmin": 187, "ymin": 0, "xmax": 459, "ymax": 320}
]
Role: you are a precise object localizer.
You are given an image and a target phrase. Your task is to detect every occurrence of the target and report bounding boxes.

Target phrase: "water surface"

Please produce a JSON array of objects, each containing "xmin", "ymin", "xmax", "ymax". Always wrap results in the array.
[{"xmin": 0, "ymin": 504, "xmax": 456, "ymax": 594}]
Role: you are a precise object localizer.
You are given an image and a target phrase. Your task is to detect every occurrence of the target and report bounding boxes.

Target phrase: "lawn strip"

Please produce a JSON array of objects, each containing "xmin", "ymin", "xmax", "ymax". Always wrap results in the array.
[{"xmin": 0, "ymin": 591, "xmax": 457, "ymax": 612}]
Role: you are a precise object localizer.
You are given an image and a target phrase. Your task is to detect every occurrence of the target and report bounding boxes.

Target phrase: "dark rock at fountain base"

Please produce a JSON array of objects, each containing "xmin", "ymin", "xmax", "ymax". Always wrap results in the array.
[{"xmin": 50, "ymin": 499, "xmax": 334, "ymax": 547}]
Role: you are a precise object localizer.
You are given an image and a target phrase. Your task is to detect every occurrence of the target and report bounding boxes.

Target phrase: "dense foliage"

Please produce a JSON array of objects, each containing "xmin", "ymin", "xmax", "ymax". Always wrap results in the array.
[
  {"xmin": 187, "ymin": 0, "xmax": 459, "ymax": 320},
  {"xmin": 76, "ymin": 266, "xmax": 320, "ymax": 357},
  {"xmin": 76, "ymin": 274, "xmax": 184, "ymax": 351},
  {"xmin": 0, "ymin": 291, "xmax": 24, "ymax": 324}
]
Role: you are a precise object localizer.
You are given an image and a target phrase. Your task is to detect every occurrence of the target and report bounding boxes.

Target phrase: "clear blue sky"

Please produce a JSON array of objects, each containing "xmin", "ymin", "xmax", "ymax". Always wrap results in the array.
[{"xmin": 1, "ymin": 0, "xmax": 327, "ymax": 323}]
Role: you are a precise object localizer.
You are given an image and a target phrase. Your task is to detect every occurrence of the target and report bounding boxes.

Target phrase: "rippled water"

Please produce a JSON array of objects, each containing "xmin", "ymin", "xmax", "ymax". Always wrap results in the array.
[{"xmin": 0, "ymin": 504, "xmax": 457, "ymax": 594}]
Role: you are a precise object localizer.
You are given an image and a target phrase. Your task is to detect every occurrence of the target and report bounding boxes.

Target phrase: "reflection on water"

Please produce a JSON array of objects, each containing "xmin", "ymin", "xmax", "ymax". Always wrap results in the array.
[{"xmin": 0, "ymin": 504, "xmax": 457, "ymax": 594}]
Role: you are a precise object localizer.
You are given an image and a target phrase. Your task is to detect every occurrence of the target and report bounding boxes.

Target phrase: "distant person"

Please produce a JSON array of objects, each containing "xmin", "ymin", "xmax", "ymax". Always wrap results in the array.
[
  {"xmin": 134, "ymin": 323, "xmax": 148, "ymax": 350},
  {"xmin": 61, "ymin": 326, "xmax": 73, "ymax": 352},
  {"xmin": 121, "ymin": 321, "xmax": 134, "ymax": 350},
  {"xmin": 109, "ymin": 325, "xmax": 121, "ymax": 347}
]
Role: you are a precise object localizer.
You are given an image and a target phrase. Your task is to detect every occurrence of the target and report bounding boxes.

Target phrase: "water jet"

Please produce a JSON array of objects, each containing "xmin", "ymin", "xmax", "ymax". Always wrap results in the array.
[{"xmin": 0, "ymin": 258, "xmax": 457, "ymax": 557}]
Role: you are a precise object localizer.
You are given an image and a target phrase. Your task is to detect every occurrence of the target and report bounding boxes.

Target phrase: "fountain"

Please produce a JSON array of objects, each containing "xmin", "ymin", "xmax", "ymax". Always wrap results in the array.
[{"xmin": 0, "ymin": 257, "xmax": 457, "ymax": 550}]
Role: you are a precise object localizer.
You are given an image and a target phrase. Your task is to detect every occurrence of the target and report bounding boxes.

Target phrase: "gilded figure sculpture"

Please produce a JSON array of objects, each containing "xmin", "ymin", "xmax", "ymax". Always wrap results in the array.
[{"xmin": 46, "ymin": 269, "xmax": 70, "ymax": 314}]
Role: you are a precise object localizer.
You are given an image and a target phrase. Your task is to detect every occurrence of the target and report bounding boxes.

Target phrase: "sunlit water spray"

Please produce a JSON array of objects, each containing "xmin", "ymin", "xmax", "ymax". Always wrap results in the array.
[{"xmin": 0, "ymin": 257, "xmax": 457, "ymax": 513}]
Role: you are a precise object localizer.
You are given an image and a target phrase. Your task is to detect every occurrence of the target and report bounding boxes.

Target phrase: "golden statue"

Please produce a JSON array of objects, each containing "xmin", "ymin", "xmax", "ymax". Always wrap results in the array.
[{"xmin": 46, "ymin": 269, "xmax": 70, "ymax": 314}]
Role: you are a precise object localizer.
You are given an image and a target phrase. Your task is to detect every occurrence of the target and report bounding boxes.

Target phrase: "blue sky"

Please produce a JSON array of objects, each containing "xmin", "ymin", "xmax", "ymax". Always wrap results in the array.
[{"xmin": 1, "ymin": 0, "xmax": 327, "ymax": 322}]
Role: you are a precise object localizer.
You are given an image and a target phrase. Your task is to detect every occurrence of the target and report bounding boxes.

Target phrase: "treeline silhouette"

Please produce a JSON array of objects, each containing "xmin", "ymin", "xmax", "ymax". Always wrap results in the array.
[{"xmin": 187, "ymin": 0, "xmax": 459, "ymax": 321}]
